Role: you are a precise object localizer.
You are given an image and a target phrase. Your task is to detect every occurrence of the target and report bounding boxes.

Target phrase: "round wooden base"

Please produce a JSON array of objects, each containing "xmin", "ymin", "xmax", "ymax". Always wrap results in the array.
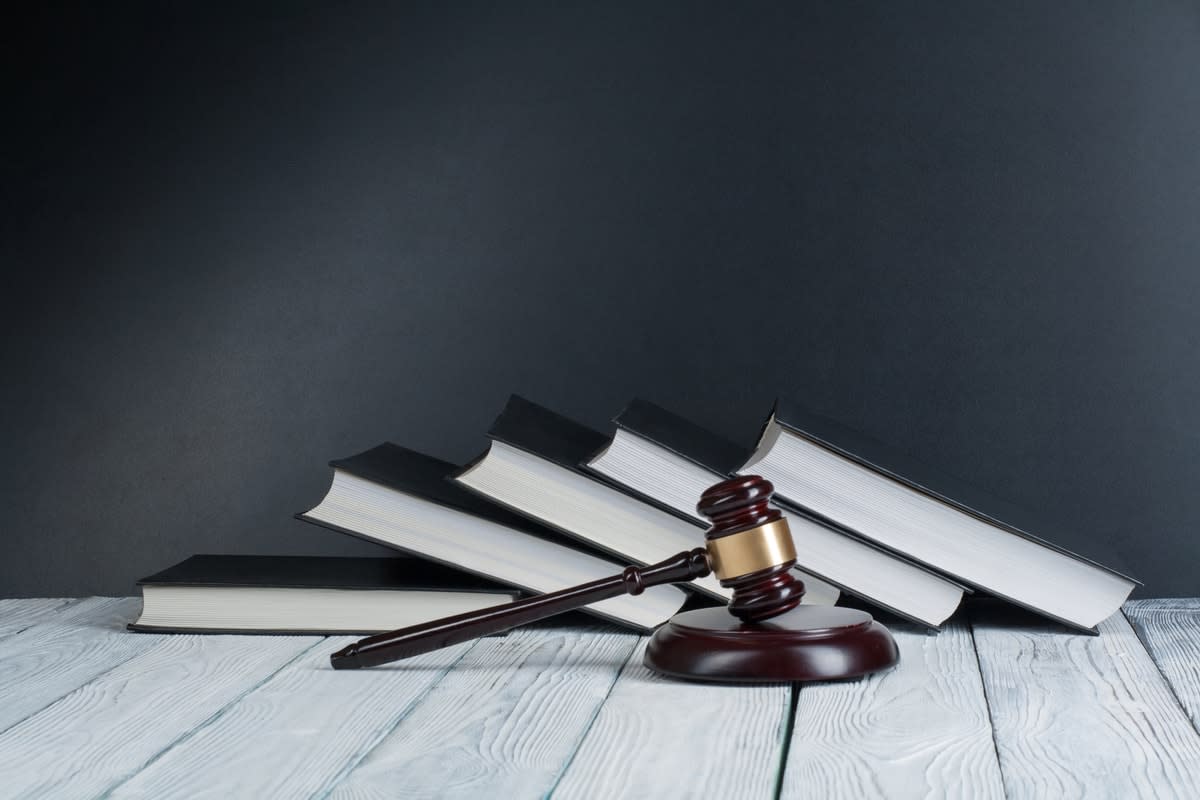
[{"xmin": 644, "ymin": 605, "xmax": 900, "ymax": 683}]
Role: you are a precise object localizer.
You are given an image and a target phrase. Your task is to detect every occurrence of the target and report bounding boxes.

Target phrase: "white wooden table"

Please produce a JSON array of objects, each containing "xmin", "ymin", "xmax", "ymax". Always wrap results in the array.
[{"xmin": 0, "ymin": 598, "xmax": 1197, "ymax": 799}]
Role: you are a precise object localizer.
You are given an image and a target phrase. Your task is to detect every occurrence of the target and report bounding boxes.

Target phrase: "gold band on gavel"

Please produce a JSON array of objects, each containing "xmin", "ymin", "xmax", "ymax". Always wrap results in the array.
[{"xmin": 704, "ymin": 518, "xmax": 797, "ymax": 580}]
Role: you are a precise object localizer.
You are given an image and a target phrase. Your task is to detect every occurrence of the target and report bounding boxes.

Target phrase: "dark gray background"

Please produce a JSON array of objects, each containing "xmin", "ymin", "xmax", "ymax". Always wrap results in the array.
[{"xmin": 4, "ymin": 2, "xmax": 1198, "ymax": 598}]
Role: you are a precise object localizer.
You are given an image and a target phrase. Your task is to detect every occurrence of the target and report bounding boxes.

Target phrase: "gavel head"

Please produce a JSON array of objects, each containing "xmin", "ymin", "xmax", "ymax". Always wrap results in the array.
[{"xmin": 697, "ymin": 475, "xmax": 806, "ymax": 623}]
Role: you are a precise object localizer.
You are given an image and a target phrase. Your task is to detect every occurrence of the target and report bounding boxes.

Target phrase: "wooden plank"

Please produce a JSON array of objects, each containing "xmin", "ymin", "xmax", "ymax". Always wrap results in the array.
[
  {"xmin": 972, "ymin": 606, "xmax": 1200, "ymax": 798},
  {"xmin": 0, "ymin": 632, "xmax": 319, "ymax": 798},
  {"xmin": 1125, "ymin": 600, "xmax": 1200, "ymax": 733},
  {"xmin": 780, "ymin": 619, "xmax": 1004, "ymax": 800},
  {"xmin": 105, "ymin": 637, "xmax": 476, "ymax": 799},
  {"xmin": 0, "ymin": 597, "xmax": 156, "ymax": 734},
  {"xmin": 329, "ymin": 627, "xmax": 638, "ymax": 800},
  {"xmin": 551, "ymin": 638, "xmax": 791, "ymax": 799},
  {"xmin": 0, "ymin": 598, "xmax": 78, "ymax": 638}
]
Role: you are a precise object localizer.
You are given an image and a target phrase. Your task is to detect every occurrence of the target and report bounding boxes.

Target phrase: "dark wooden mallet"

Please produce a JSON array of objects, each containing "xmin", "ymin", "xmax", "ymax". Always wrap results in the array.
[{"xmin": 330, "ymin": 475, "xmax": 899, "ymax": 682}]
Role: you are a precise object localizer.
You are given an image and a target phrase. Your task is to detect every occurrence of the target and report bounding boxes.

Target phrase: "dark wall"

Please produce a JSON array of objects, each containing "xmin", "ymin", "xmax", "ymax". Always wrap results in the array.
[{"xmin": 4, "ymin": 2, "xmax": 1198, "ymax": 597}]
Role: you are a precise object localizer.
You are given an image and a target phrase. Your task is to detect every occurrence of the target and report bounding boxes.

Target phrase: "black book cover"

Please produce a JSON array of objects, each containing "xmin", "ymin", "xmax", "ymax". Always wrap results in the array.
[
  {"xmin": 128, "ymin": 555, "xmax": 521, "ymax": 634},
  {"xmin": 612, "ymin": 397, "xmax": 750, "ymax": 477},
  {"xmin": 301, "ymin": 443, "xmax": 600, "ymax": 554},
  {"xmin": 466, "ymin": 394, "xmax": 690, "ymax": 512},
  {"xmin": 135, "ymin": 554, "xmax": 518, "ymax": 593},
  {"xmin": 481, "ymin": 394, "xmax": 611, "ymax": 475},
  {"xmin": 297, "ymin": 443, "xmax": 629, "ymax": 604},
  {"xmin": 765, "ymin": 399, "xmax": 1138, "ymax": 583},
  {"xmin": 326, "ymin": 443, "xmax": 561, "ymax": 534}
]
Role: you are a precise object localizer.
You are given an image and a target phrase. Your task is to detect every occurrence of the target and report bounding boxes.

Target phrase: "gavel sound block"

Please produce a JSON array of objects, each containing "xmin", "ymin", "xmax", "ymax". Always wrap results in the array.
[
  {"xmin": 331, "ymin": 476, "xmax": 899, "ymax": 683},
  {"xmin": 644, "ymin": 475, "xmax": 898, "ymax": 682}
]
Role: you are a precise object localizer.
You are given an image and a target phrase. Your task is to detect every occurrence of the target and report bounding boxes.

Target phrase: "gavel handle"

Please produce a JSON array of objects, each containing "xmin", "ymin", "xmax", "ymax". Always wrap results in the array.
[{"xmin": 330, "ymin": 548, "xmax": 711, "ymax": 670}]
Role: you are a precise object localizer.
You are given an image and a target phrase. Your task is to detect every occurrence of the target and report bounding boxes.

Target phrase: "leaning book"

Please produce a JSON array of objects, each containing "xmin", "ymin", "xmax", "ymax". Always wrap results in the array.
[
  {"xmin": 740, "ymin": 399, "xmax": 1138, "ymax": 630},
  {"xmin": 298, "ymin": 443, "xmax": 688, "ymax": 631},
  {"xmin": 586, "ymin": 398, "xmax": 965, "ymax": 628}
]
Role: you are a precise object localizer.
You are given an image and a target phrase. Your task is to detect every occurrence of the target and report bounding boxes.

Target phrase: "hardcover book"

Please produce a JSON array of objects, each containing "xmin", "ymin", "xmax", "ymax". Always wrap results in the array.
[
  {"xmin": 299, "ymin": 443, "xmax": 688, "ymax": 631},
  {"xmin": 586, "ymin": 398, "xmax": 965, "ymax": 628},
  {"xmin": 740, "ymin": 400, "xmax": 1138, "ymax": 630},
  {"xmin": 454, "ymin": 395, "xmax": 840, "ymax": 606},
  {"xmin": 128, "ymin": 555, "xmax": 521, "ymax": 634}
]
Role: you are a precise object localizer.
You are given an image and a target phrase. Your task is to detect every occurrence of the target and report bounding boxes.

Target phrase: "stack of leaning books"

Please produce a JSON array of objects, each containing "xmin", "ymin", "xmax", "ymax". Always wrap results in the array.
[{"xmin": 130, "ymin": 394, "xmax": 1137, "ymax": 635}]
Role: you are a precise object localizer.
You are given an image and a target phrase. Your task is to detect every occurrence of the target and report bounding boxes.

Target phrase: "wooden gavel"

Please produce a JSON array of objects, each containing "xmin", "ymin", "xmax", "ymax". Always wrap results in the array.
[{"xmin": 330, "ymin": 475, "xmax": 807, "ymax": 670}]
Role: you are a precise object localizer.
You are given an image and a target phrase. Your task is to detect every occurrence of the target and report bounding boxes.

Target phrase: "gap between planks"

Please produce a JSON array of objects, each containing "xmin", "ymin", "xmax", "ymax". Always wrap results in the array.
[
  {"xmin": 0, "ymin": 597, "xmax": 152, "ymax": 735},
  {"xmin": 1124, "ymin": 600, "xmax": 1200, "ymax": 737},
  {"xmin": 328, "ymin": 626, "xmax": 637, "ymax": 800},
  {"xmin": 2, "ymin": 599, "xmax": 1200, "ymax": 800},
  {"xmin": 103, "ymin": 636, "xmax": 479, "ymax": 799},
  {"xmin": 781, "ymin": 618, "xmax": 1003, "ymax": 800},
  {"xmin": 0, "ymin": 633, "xmax": 322, "ymax": 798},
  {"xmin": 551, "ymin": 639, "xmax": 791, "ymax": 800},
  {"xmin": 971, "ymin": 602, "xmax": 1200, "ymax": 799}
]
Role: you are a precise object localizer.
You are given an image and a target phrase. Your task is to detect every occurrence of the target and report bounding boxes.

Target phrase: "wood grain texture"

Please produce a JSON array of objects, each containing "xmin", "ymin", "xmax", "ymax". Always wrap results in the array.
[
  {"xmin": 1125, "ymin": 600, "xmax": 1200, "ymax": 734},
  {"xmin": 780, "ymin": 619, "xmax": 1003, "ymax": 800},
  {"xmin": 2, "ymin": 597, "xmax": 1200, "ymax": 800},
  {"xmin": 0, "ymin": 598, "xmax": 78, "ymax": 638},
  {"xmin": 106, "ymin": 636, "xmax": 475, "ymax": 799},
  {"xmin": 1127, "ymin": 599, "xmax": 1200, "ymax": 609},
  {"xmin": 0, "ymin": 597, "xmax": 155, "ymax": 734},
  {"xmin": 972, "ymin": 607, "xmax": 1200, "ymax": 799},
  {"xmin": 0, "ymin": 633, "xmax": 318, "ymax": 799},
  {"xmin": 43, "ymin": 595, "xmax": 138, "ymax": 624},
  {"xmin": 329, "ymin": 627, "xmax": 638, "ymax": 800},
  {"xmin": 551, "ymin": 638, "xmax": 791, "ymax": 800}
]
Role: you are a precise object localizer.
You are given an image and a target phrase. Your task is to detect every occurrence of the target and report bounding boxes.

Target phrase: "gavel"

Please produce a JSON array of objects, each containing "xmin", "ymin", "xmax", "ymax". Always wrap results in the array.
[{"xmin": 331, "ymin": 476, "xmax": 899, "ymax": 682}]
